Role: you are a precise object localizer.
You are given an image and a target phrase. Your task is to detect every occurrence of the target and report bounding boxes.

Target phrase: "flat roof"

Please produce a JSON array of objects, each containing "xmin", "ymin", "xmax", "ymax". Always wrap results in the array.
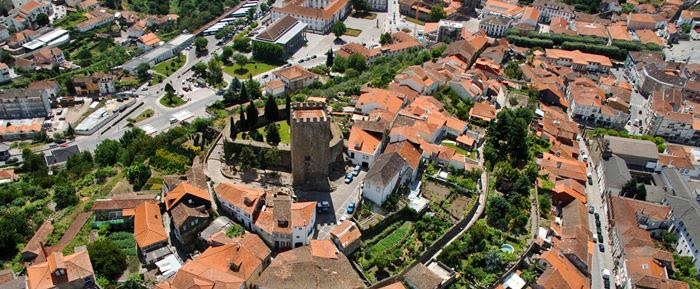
[
  {"xmin": 36, "ymin": 28, "xmax": 68, "ymax": 43},
  {"xmin": 275, "ymin": 21, "xmax": 307, "ymax": 44},
  {"xmin": 169, "ymin": 33, "xmax": 194, "ymax": 47},
  {"xmin": 22, "ymin": 40, "xmax": 44, "ymax": 50}
]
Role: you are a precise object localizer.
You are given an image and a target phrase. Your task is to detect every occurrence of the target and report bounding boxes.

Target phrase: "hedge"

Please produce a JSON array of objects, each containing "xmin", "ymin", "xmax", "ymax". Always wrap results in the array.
[{"xmin": 612, "ymin": 40, "xmax": 662, "ymax": 52}]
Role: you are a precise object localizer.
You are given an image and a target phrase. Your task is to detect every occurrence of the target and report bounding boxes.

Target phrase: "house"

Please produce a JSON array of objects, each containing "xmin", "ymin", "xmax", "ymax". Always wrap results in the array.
[
  {"xmin": 567, "ymin": 78, "xmax": 629, "ymax": 129},
  {"xmin": 362, "ymin": 152, "xmax": 409, "ymax": 205},
  {"xmin": 0, "ymin": 25, "xmax": 10, "ymax": 43},
  {"xmin": 0, "ymin": 269, "xmax": 25, "ymax": 289},
  {"xmin": 270, "ymin": 65, "xmax": 318, "ymax": 95},
  {"xmin": 607, "ymin": 196, "xmax": 687, "ymax": 289},
  {"xmin": 394, "ymin": 66, "xmax": 440, "ymax": 95},
  {"xmin": 532, "ymin": 0, "xmax": 575, "ymax": 22},
  {"xmin": 469, "ymin": 101, "xmax": 496, "ymax": 122},
  {"xmin": 164, "ymin": 182, "xmax": 212, "ymax": 251},
  {"xmin": 11, "ymin": 0, "xmax": 53, "ymax": 31},
  {"xmin": 33, "ymin": 47, "xmax": 64, "ymax": 67},
  {"xmin": 0, "ymin": 168, "xmax": 18, "ymax": 184},
  {"xmin": 91, "ymin": 193, "xmax": 158, "ymax": 225},
  {"xmin": 255, "ymin": 240, "xmax": 365, "ymax": 289},
  {"xmin": 479, "ymin": 15, "xmax": 513, "ymax": 37},
  {"xmin": 156, "ymin": 233, "xmax": 271, "ymax": 289},
  {"xmin": 347, "ymin": 125, "xmax": 383, "ymax": 168},
  {"xmin": 21, "ymin": 220, "xmax": 53, "ymax": 263},
  {"xmin": 602, "ymin": 135, "xmax": 659, "ymax": 170},
  {"xmin": 137, "ymin": 32, "xmax": 161, "ymax": 51},
  {"xmin": 535, "ymin": 247, "xmax": 590, "ymax": 289},
  {"xmin": 26, "ymin": 250, "xmax": 95, "ymax": 289},
  {"xmin": 624, "ymin": 51, "xmax": 665, "ymax": 89},
  {"xmin": 270, "ymin": 0, "xmax": 350, "ymax": 34},
  {"xmin": 264, "ymin": 79, "xmax": 285, "ymax": 97},
  {"xmin": 214, "ymin": 183, "xmax": 317, "ymax": 249},
  {"xmin": 27, "ymin": 80, "xmax": 59, "ymax": 100},
  {"xmin": 44, "ymin": 145, "xmax": 80, "ymax": 167},
  {"xmin": 252, "ymin": 15, "xmax": 307, "ymax": 56},
  {"xmin": 336, "ymin": 43, "xmax": 381, "ymax": 63},
  {"xmin": 330, "ymin": 220, "xmax": 362, "ymax": 255},
  {"xmin": 404, "ymin": 261, "xmax": 456, "ymax": 289},
  {"xmin": 659, "ymin": 168, "xmax": 700, "ymax": 273},
  {"xmin": 539, "ymin": 153, "xmax": 588, "ymax": 185},
  {"xmin": 133, "ymin": 201, "xmax": 169, "ymax": 265},
  {"xmin": 544, "ymin": 49, "xmax": 612, "ymax": 73},
  {"xmin": 627, "ymin": 13, "xmax": 666, "ymax": 31},
  {"xmin": 481, "ymin": 0, "xmax": 524, "ymax": 19},
  {"xmin": 448, "ymin": 79, "xmax": 483, "ymax": 101},
  {"xmin": 198, "ymin": 216, "xmax": 236, "ymax": 246},
  {"xmin": 355, "ymin": 87, "xmax": 406, "ymax": 115},
  {"xmin": 75, "ymin": 10, "xmax": 114, "ymax": 33},
  {"xmin": 72, "ymin": 72, "xmax": 116, "ymax": 96}
]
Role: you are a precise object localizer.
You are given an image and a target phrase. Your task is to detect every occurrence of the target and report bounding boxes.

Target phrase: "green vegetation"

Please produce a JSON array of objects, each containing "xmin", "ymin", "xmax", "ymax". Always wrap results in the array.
[
  {"xmin": 223, "ymin": 60, "xmax": 278, "ymax": 79},
  {"xmin": 52, "ymin": 12, "xmax": 87, "ymax": 29},
  {"xmin": 128, "ymin": 109, "xmax": 155, "ymax": 124},
  {"xmin": 673, "ymin": 254, "xmax": 700, "ymax": 288},
  {"xmin": 226, "ymin": 223, "xmax": 245, "ymax": 238},
  {"xmin": 586, "ymin": 127, "xmax": 666, "ymax": 153},
  {"xmin": 344, "ymin": 28, "xmax": 363, "ymax": 37},
  {"xmin": 125, "ymin": 0, "xmax": 241, "ymax": 32},
  {"xmin": 429, "ymin": 4, "xmax": 446, "ymax": 22},
  {"xmin": 251, "ymin": 41, "xmax": 284, "ymax": 62},
  {"xmin": 153, "ymin": 54, "xmax": 185, "ymax": 77},
  {"xmin": 332, "ymin": 22, "xmax": 347, "ymax": 39},
  {"xmin": 404, "ymin": 16, "xmax": 425, "ymax": 25},
  {"xmin": 237, "ymin": 121, "xmax": 291, "ymax": 144},
  {"xmin": 364, "ymin": 222, "xmax": 414, "ymax": 265},
  {"xmin": 159, "ymin": 94, "xmax": 186, "ymax": 107},
  {"xmin": 88, "ymin": 238, "xmax": 127, "ymax": 280}
]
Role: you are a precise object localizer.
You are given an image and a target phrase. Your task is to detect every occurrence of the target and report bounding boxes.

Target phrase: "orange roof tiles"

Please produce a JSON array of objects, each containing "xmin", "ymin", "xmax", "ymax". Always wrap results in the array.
[
  {"xmin": 348, "ymin": 126, "xmax": 381, "ymax": 154},
  {"xmin": 608, "ymin": 24, "xmax": 631, "ymax": 41},
  {"xmin": 309, "ymin": 239, "xmax": 339, "ymax": 259},
  {"xmin": 329, "ymin": 220, "xmax": 361, "ymax": 250},
  {"xmin": 522, "ymin": 6, "xmax": 540, "ymax": 22},
  {"xmin": 164, "ymin": 182, "xmax": 211, "ymax": 211},
  {"xmin": 290, "ymin": 202, "xmax": 315, "ymax": 228},
  {"xmin": 356, "ymin": 88, "xmax": 405, "ymax": 114},
  {"xmin": 469, "ymin": 101, "xmax": 497, "ymax": 122},
  {"xmin": 265, "ymin": 79, "xmax": 285, "ymax": 90},
  {"xmin": 133, "ymin": 201, "xmax": 167, "ymax": 248},
  {"xmin": 537, "ymin": 248, "xmax": 590, "ymax": 289},
  {"xmin": 540, "ymin": 153, "xmax": 587, "ymax": 183},
  {"xmin": 384, "ymin": 140, "xmax": 422, "ymax": 171},
  {"xmin": 545, "ymin": 49, "xmax": 613, "ymax": 67},
  {"xmin": 214, "ymin": 183, "xmax": 265, "ymax": 216},
  {"xmin": 636, "ymin": 29, "xmax": 664, "ymax": 46},
  {"xmin": 27, "ymin": 251, "xmax": 94, "ymax": 289},
  {"xmin": 139, "ymin": 32, "xmax": 161, "ymax": 46},
  {"xmin": 273, "ymin": 65, "xmax": 317, "ymax": 81},
  {"xmin": 483, "ymin": 0, "xmax": 524, "ymax": 17}
]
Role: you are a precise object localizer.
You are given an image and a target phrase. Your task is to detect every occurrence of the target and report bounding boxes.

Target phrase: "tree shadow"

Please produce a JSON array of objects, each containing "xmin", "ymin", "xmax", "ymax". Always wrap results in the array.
[
  {"xmin": 234, "ymin": 68, "xmax": 250, "ymax": 75},
  {"xmin": 333, "ymin": 38, "xmax": 346, "ymax": 45},
  {"xmin": 240, "ymin": 169, "xmax": 258, "ymax": 183}
]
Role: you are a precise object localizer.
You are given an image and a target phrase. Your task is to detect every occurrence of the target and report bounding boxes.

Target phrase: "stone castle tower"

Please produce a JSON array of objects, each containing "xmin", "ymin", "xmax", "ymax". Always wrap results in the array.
[{"xmin": 290, "ymin": 102, "xmax": 331, "ymax": 191}]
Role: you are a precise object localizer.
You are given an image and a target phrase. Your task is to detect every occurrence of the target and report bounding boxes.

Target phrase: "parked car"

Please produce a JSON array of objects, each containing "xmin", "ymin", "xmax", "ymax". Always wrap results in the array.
[
  {"xmin": 344, "ymin": 173, "xmax": 353, "ymax": 183},
  {"xmin": 347, "ymin": 202, "xmax": 356, "ymax": 214},
  {"xmin": 317, "ymin": 201, "xmax": 330, "ymax": 213},
  {"xmin": 594, "ymin": 212, "xmax": 600, "ymax": 220},
  {"xmin": 312, "ymin": 55, "xmax": 317, "ymax": 59},
  {"xmin": 598, "ymin": 232, "xmax": 604, "ymax": 243},
  {"xmin": 588, "ymin": 206, "xmax": 595, "ymax": 214},
  {"xmin": 352, "ymin": 165, "xmax": 361, "ymax": 176},
  {"xmin": 595, "ymin": 219, "xmax": 601, "ymax": 228},
  {"xmin": 599, "ymin": 243, "xmax": 605, "ymax": 252},
  {"xmin": 298, "ymin": 59, "xmax": 305, "ymax": 63}
]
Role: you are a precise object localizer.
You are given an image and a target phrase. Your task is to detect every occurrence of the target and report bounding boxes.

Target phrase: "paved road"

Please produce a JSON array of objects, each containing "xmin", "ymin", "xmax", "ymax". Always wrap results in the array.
[
  {"xmin": 610, "ymin": 67, "xmax": 648, "ymax": 135},
  {"xmin": 313, "ymin": 171, "xmax": 366, "ymax": 240},
  {"xmin": 579, "ymin": 137, "xmax": 615, "ymax": 289}
]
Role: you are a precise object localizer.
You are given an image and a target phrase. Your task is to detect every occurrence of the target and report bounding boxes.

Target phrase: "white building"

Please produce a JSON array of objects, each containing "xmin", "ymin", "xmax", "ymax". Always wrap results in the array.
[
  {"xmin": 367, "ymin": 0, "xmax": 387, "ymax": 11},
  {"xmin": 10, "ymin": 0, "xmax": 53, "ymax": 31},
  {"xmin": 479, "ymin": 15, "xmax": 513, "ymax": 37},
  {"xmin": 532, "ymin": 0, "xmax": 575, "ymax": 22},
  {"xmin": 0, "ymin": 88, "xmax": 51, "ymax": 119},
  {"xmin": 348, "ymin": 125, "xmax": 383, "ymax": 168},
  {"xmin": 660, "ymin": 168, "xmax": 700, "ymax": 274},
  {"xmin": 362, "ymin": 152, "xmax": 408, "ymax": 205},
  {"xmin": 0, "ymin": 63, "xmax": 11, "ymax": 83},
  {"xmin": 122, "ymin": 34, "xmax": 194, "ymax": 73},
  {"xmin": 270, "ymin": 0, "xmax": 351, "ymax": 34},
  {"xmin": 215, "ymin": 183, "xmax": 317, "ymax": 249}
]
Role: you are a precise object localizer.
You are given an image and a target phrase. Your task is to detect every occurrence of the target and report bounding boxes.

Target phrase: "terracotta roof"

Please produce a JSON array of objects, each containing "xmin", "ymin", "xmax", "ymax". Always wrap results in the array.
[
  {"xmin": 540, "ymin": 153, "xmax": 588, "ymax": 183},
  {"xmin": 92, "ymin": 193, "xmax": 158, "ymax": 211},
  {"xmin": 27, "ymin": 251, "xmax": 94, "ymax": 289},
  {"xmin": 290, "ymin": 202, "xmax": 316, "ymax": 228},
  {"xmin": 309, "ymin": 239, "xmax": 339, "ymax": 259},
  {"xmin": 404, "ymin": 263, "xmax": 444, "ymax": 289},
  {"xmin": 0, "ymin": 168, "xmax": 18, "ymax": 181},
  {"xmin": 133, "ymin": 201, "xmax": 167, "ymax": 248},
  {"xmin": 356, "ymin": 88, "xmax": 405, "ymax": 114},
  {"xmin": 214, "ymin": 183, "xmax": 265, "ymax": 217},
  {"xmin": 170, "ymin": 203, "xmax": 208, "ymax": 229},
  {"xmin": 255, "ymin": 239, "xmax": 364, "ymax": 289},
  {"xmin": 336, "ymin": 43, "xmax": 381, "ymax": 59},
  {"xmin": 273, "ymin": 65, "xmax": 317, "ymax": 81},
  {"xmin": 164, "ymin": 182, "xmax": 211, "ymax": 211},
  {"xmin": 139, "ymin": 32, "xmax": 161, "ymax": 46},
  {"xmin": 20, "ymin": 0, "xmax": 43, "ymax": 13},
  {"xmin": 385, "ymin": 140, "xmax": 422, "ymax": 171},
  {"xmin": 348, "ymin": 126, "xmax": 382, "ymax": 154},
  {"xmin": 575, "ymin": 21, "xmax": 606, "ymax": 37},
  {"xmin": 329, "ymin": 220, "xmax": 362, "ymax": 250},
  {"xmin": 607, "ymin": 24, "xmax": 631, "ymax": 41},
  {"xmin": 265, "ymin": 79, "xmax": 285, "ymax": 90},
  {"xmin": 469, "ymin": 101, "xmax": 497, "ymax": 121},
  {"xmin": 545, "ymin": 49, "xmax": 613, "ymax": 67},
  {"xmin": 23, "ymin": 220, "xmax": 54, "ymax": 262},
  {"xmin": 536, "ymin": 248, "xmax": 590, "ymax": 289},
  {"xmin": 483, "ymin": 0, "xmax": 524, "ymax": 17},
  {"xmin": 157, "ymin": 233, "xmax": 270, "ymax": 289},
  {"xmin": 628, "ymin": 13, "xmax": 661, "ymax": 26},
  {"xmin": 378, "ymin": 282, "xmax": 407, "ymax": 289},
  {"xmin": 521, "ymin": 6, "xmax": 540, "ymax": 22},
  {"xmin": 636, "ymin": 29, "xmax": 664, "ymax": 46}
]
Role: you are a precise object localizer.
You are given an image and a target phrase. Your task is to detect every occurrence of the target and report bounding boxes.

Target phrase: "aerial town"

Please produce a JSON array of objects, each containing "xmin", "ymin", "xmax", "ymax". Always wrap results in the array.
[{"xmin": 0, "ymin": 0, "xmax": 699, "ymax": 288}]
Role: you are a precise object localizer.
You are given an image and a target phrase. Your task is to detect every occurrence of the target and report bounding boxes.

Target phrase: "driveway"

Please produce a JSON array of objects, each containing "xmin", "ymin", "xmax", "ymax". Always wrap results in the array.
[{"xmin": 306, "ymin": 170, "xmax": 366, "ymax": 240}]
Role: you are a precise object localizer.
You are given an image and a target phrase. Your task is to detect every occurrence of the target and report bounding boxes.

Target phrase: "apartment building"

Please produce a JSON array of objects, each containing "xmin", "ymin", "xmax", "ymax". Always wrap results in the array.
[
  {"xmin": 215, "ymin": 183, "xmax": 316, "ymax": 249},
  {"xmin": 544, "ymin": 49, "xmax": 613, "ymax": 73},
  {"xmin": 0, "ymin": 88, "xmax": 51, "ymax": 119},
  {"xmin": 532, "ymin": 0, "xmax": 575, "ymax": 22},
  {"xmin": 645, "ymin": 89, "xmax": 699, "ymax": 146},
  {"xmin": 479, "ymin": 15, "xmax": 513, "ymax": 37},
  {"xmin": 0, "ymin": 63, "xmax": 11, "ymax": 83},
  {"xmin": 567, "ymin": 78, "xmax": 629, "ymax": 129}
]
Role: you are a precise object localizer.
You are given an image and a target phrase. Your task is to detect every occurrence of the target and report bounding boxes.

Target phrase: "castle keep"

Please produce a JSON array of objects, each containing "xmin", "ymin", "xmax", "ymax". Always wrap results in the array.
[{"xmin": 290, "ymin": 102, "xmax": 332, "ymax": 190}]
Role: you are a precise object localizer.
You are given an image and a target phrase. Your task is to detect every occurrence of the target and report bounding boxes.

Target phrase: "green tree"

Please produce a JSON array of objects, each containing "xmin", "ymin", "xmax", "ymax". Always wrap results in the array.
[
  {"xmin": 238, "ymin": 146, "xmax": 258, "ymax": 170},
  {"xmin": 36, "ymin": 13, "xmax": 49, "ymax": 26},
  {"xmin": 332, "ymin": 22, "xmax": 347, "ymax": 39},
  {"xmin": 429, "ymin": 4, "xmax": 446, "ymax": 22},
  {"xmin": 379, "ymin": 32, "xmax": 393, "ymax": 45},
  {"xmin": 245, "ymin": 103, "xmax": 258, "ymax": 129},
  {"xmin": 621, "ymin": 178, "xmax": 647, "ymax": 201},
  {"xmin": 164, "ymin": 82, "xmax": 176, "ymax": 105},
  {"xmin": 264, "ymin": 95, "xmax": 279, "ymax": 121},
  {"xmin": 53, "ymin": 184, "xmax": 78, "ymax": 209},
  {"xmin": 504, "ymin": 61, "xmax": 523, "ymax": 80},
  {"xmin": 265, "ymin": 123, "xmax": 281, "ymax": 145},
  {"xmin": 332, "ymin": 56, "xmax": 348, "ymax": 72},
  {"xmin": 252, "ymin": 41, "xmax": 284, "ymax": 61},
  {"xmin": 126, "ymin": 163, "xmax": 151, "ymax": 190},
  {"xmin": 136, "ymin": 63, "xmax": 150, "ymax": 82},
  {"xmin": 486, "ymin": 196, "xmax": 510, "ymax": 230},
  {"xmin": 195, "ymin": 36, "xmax": 208, "ymax": 54},
  {"xmin": 238, "ymin": 105, "xmax": 247, "ymax": 129},
  {"xmin": 263, "ymin": 147, "xmax": 281, "ymax": 168},
  {"xmin": 192, "ymin": 62, "xmax": 208, "ymax": 79},
  {"xmin": 207, "ymin": 58, "xmax": 223, "ymax": 86},
  {"xmin": 229, "ymin": 117, "xmax": 237, "ymax": 139},
  {"xmin": 351, "ymin": 0, "xmax": 370, "ymax": 12},
  {"xmin": 0, "ymin": 210, "xmax": 30, "ymax": 257},
  {"xmin": 94, "ymin": 139, "xmax": 122, "ymax": 166},
  {"xmin": 347, "ymin": 53, "xmax": 367, "ymax": 71},
  {"xmin": 222, "ymin": 46, "xmax": 234, "ymax": 64},
  {"xmin": 232, "ymin": 37, "xmax": 251, "ymax": 52},
  {"xmin": 325, "ymin": 48, "xmax": 334, "ymax": 68},
  {"xmin": 239, "ymin": 82, "xmax": 249, "ymax": 103},
  {"xmin": 233, "ymin": 53, "xmax": 248, "ymax": 71},
  {"xmin": 88, "ymin": 239, "xmax": 127, "ymax": 280},
  {"xmin": 117, "ymin": 274, "xmax": 147, "ymax": 289}
]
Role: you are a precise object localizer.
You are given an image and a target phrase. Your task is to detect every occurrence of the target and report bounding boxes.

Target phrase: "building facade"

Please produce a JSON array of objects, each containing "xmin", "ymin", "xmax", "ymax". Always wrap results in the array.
[
  {"xmin": 0, "ymin": 88, "xmax": 51, "ymax": 119},
  {"xmin": 290, "ymin": 102, "xmax": 332, "ymax": 190}
]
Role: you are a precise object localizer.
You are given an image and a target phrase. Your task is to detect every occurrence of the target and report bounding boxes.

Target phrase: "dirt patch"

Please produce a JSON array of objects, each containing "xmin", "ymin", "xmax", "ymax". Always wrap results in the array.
[
  {"xmin": 449, "ymin": 195, "xmax": 472, "ymax": 220},
  {"xmin": 423, "ymin": 181, "xmax": 450, "ymax": 203},
  {"xmin": 110, "ymin": 179, "xmax": 133, "ymax": 195}
]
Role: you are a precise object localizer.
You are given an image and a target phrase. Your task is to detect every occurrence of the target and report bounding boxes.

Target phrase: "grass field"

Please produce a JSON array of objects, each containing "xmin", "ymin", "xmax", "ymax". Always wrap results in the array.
[
  {"xmin": 404, "ymin": 16, "xmax": 425, "ymax": 25},
  {"xmin": 365, "ymin": 222, "xmax": 413, "ymax": 260},
  {"xmin": 159, "ymin": 95, "xmax": 186, "ymax": 108},
  {"xmin": 150, "ymin": 74, "xmax": 164, "ymax": 86},
  {"xmin": 128, "ymin": 109, "xmax": 154, "ymax": 124},
  {"xmin": 441, "ymin": 141, "xmax": 476, "ymax": 159},
  {"xmin": 153, "ymin": 55, "xmax": 185, "ymax": 77},
  {"xmin": 237, "ymin": 121, "xmax": 291, "ymax": 144},
  {"xmin": 224, "ymin": 60, "xmax": 278, "ymax": 79},
  {"xmin": 344, "ymin": 28, "xmax": 362, "ymax": 37}
]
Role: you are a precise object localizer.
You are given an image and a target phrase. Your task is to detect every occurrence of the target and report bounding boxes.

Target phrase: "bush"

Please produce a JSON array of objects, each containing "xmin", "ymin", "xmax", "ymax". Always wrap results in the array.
[{"xmin": 88, "ymin": 238, "xmax": 127, "ymax": 280}]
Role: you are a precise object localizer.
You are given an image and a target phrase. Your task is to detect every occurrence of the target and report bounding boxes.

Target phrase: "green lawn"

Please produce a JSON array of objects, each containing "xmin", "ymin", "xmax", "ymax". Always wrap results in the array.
[
  {"xmin": 223, "ymin": 61, "xmax": 278, "ymax": 79},
  {"xmin": 237, "ymin": 121, "xmax": 291, "ymax": 144},
  {"xmin": 159, "ymin": 95, "xmax": 186, "ymax": 108},
  {"xmin": 153, "ymin": 55, "xmax": 185, "ymax": 77},
  {"xmin": 351, "ymin": 12, "xmax": 377, "ymax": 20},
  {"xmin": 365, "ymin": 222, "xmax": 413, "ymax": 261},
  {"xmin": 344, "ymin": 28, "xmax": 362, "ymax": 37},
  {"xmin": 52, "ymin": 12, "xmax": 87, "ymax": 29},
  {"xmin": 404, "ymin": 16, "xmax": 425, "ymax": 25},
  {"xmin": 150, "ymin": 74, "xmax": 164, "ymax": 86},
  {"xmin": 127, "ymin": 109, "xmax": 154, "ymax": 124},
  {"xmin": 441, "ymin": 141, "xmax": 475, "ymax": 158}
]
